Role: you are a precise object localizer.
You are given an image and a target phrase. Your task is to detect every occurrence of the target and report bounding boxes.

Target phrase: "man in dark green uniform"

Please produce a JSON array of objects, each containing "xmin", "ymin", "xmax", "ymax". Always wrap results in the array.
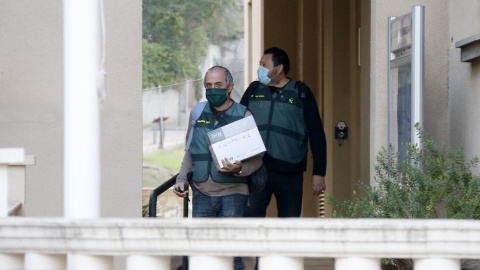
[
  {"xmin": 241, "ymin": 47, "xmax": 327, "ymax": 218},
  {"xmin": 174, "ymin": 66, "xmax": 262, "ymax": 270}
]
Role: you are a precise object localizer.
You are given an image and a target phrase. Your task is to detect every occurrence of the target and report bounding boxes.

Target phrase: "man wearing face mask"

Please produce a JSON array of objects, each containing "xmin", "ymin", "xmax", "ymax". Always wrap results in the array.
[
  {"xmin": 174, "ymin": 66, "xmax": 262, "ymax": 270},
  {"xmin": 240, "ymin": 47, "xmax": 327, "ymax": 219}
]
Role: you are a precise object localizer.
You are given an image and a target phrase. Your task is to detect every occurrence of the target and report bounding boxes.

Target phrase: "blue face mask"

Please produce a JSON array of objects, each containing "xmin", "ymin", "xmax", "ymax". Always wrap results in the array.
[
  {"xmin": 257, "ymin": 66, "xmax": 279, "ymax": 85},
  {"xmin": 257, "ymin": 66, "xmax": 272, "ymax": 85}
]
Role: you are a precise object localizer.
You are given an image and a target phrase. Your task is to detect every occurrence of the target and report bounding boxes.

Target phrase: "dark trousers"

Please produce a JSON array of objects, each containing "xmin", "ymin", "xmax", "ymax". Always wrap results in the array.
[
  {"xmin": 243, "ymin": 171, "xmax": 304, "ymax": 270},
  {"xmin": 191, "ymin": 185, "xmax": 247, "ymax": 270},
  {"xmin": 244, "ymin": 170, "xmax": 304, "ymax": 218}
]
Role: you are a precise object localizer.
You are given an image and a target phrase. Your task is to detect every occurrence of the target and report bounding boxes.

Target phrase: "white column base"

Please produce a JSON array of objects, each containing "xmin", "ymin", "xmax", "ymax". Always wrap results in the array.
[
  {"xmin": 126, "ymin": 255, "xmax": 170, "ymax": 270},
  {"xmin": 335, "ymin": 257, "xmax": 380, "ymax": 270},
  {"xmin": 189, "ymin": 256, "xmax": 232, "ymax": 270},
  {"xmin": 414, "ymin": 258, "xmax": 460, "ymax": 270},
  {"xmin": 70, "ymin": 254, "xmax": 113, "ymax": 270},
  {"xmin": 25, "ymin": 253, "xmax": 66, "ymax": 270},
  {"xmin": 259, "ymin": 255, "xmax": 304, "ymax": 270},
  {"xmin": 0, "ymin": 253, "xmax": 24, "ymax": 270}
]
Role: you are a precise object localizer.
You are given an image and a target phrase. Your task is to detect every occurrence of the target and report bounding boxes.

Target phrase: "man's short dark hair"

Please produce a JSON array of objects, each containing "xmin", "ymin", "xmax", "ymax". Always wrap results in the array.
[{"xmin": 264, "ymin": 47, "xmax": 290, "ymax": 75}]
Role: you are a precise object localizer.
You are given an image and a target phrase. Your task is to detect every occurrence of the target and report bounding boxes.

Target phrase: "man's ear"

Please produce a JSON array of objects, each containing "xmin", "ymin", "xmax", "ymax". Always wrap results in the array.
[
  {"xmin": 276, "ymin": 64, "xmax": 284, "ymax": 75},
  {"xmin": 227, "ymin": 83, "xmax": 234, "ymax": 93}
]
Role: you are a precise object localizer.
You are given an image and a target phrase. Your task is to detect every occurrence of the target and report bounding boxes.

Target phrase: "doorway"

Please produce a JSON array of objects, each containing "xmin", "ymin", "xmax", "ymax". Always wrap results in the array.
[{"xmin": 248, "ymin": 0, "xmax": 366, "ymax": 217}]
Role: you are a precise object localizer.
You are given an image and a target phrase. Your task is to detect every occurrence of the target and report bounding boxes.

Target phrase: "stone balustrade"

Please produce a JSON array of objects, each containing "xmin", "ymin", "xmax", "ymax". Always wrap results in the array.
[{"xmin": 0, "ymin": 217, "xmax": 479, "ymax": 269}]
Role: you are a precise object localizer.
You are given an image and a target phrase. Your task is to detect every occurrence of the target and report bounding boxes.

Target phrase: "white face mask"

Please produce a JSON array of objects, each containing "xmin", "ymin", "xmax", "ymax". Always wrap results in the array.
[{"xmin": 257, "ymin": 66, "xmax": 278, "ymax": 85}]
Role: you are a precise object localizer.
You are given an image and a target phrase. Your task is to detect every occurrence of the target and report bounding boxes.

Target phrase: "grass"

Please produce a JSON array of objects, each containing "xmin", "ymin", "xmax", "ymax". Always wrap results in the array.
[
  {"xmin": 144, "ymin": 144, "xmax": 185, "ymax": 171},
  {"xmin": 143, "ymin": 145, "xmax": 185, "ymax": 188}
]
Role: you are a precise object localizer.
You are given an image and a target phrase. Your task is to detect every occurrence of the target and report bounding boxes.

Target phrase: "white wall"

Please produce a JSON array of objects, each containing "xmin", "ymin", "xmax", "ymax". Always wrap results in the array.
[{"xmin": 0, "ymin": 0, "xmax": 142, "ymax": 217}]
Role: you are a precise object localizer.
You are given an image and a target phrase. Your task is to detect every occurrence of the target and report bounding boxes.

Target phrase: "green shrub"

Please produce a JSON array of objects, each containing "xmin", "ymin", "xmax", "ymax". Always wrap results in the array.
[{"xmin": 329, "ymin": 124, "xmax": 480, "ymax": 219}]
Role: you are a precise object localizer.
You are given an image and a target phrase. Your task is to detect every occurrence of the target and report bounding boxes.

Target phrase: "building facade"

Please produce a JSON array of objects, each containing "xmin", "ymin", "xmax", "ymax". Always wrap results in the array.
[{"xmin": 2, "ymin": 0, "xmax": 480, "ymax": 220}]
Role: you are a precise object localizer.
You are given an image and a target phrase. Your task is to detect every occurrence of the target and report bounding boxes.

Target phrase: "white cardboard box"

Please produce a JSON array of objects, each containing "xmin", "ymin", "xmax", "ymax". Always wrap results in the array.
[{"xmin": 206, "ymin": 115, "xmax": 266, "ymax": 168}]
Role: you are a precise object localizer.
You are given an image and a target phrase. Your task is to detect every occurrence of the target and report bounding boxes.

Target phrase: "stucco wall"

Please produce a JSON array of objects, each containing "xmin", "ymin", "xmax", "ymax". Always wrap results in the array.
[
  {"xmin": 448, "ymin": 1, "xmax": 480, "ymax": 173},
  {"xmin": 370, "ymin": 0, "xmax": 449, "ymax": 181},
  {"xmin": 0, "ymin": 1, "xmax": 142, "ymax": 217}
]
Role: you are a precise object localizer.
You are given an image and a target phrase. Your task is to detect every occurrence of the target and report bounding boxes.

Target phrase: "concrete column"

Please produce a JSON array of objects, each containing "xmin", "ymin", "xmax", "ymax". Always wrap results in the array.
[
  {"xmin": 414, "ymin": 258, "xmax": 460, "ymax": 270},
  {"xmin": 189, "ymin": 256, "xmax": 232, "ymax": 270},
  {"xmin": 259, "ymin": 255, "xmax": 303, "ymax": 270},
  {"xmin": 0, "ymin": 254, "xmax": 24, "ymax": 270},
  {"xmin": 0, "ymin": 148, "xmax": 24, "ymax": 217},
  {"xmin": 24, "ymin": 253, "xmax": 66, "ymax": 270},
  {"xmin": 8, "ymin": 157, "xmax": 34, "ymax": 216},
  {"xmin": 250, "ymin": 0, "xmax": 264, "ymax": 81},
  {"xmin": 335, "ymin": 257, "xmax": 381, "ymax": 270},
  {"xmin": 244, "ymin": 0, "xmax": 252, "ymax": 85},
  {"xmin": 0, "ymin": 165, "xmax": 7, "ymax": 217},
  {"xmin": 63, "ymin": 0, "xmax": 101, "ymax": 218},
  {"xmin": 126, "ymin": 255, "xmax": 170, "ymax": 270},
  {"xmin": 70, "ymin": 254, "xmax": 113, "ymax": 270}
]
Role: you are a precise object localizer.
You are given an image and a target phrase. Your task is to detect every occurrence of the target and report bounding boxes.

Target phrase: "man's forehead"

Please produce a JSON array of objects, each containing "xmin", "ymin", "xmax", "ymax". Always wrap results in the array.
[
  {"xmin": 260, "ymin": 54, "xmax": 273, "ymax": 63},
  {"xmin": 205, "ymin": 69, "xmax": 226, "ymax": 83}
]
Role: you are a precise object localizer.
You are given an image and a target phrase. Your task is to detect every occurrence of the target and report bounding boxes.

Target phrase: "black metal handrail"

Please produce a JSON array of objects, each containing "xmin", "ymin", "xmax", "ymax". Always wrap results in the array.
[
  {"xmin": 148, "ymin": 174, "xmax": 176, "ymax": 217},
  {"xmin": 149, "ymin": 174, "xmax": 189, "ymax": 218},
  {"xmin": 148, "ymin": 173, "xmax": 189, "ymax": 269}
]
